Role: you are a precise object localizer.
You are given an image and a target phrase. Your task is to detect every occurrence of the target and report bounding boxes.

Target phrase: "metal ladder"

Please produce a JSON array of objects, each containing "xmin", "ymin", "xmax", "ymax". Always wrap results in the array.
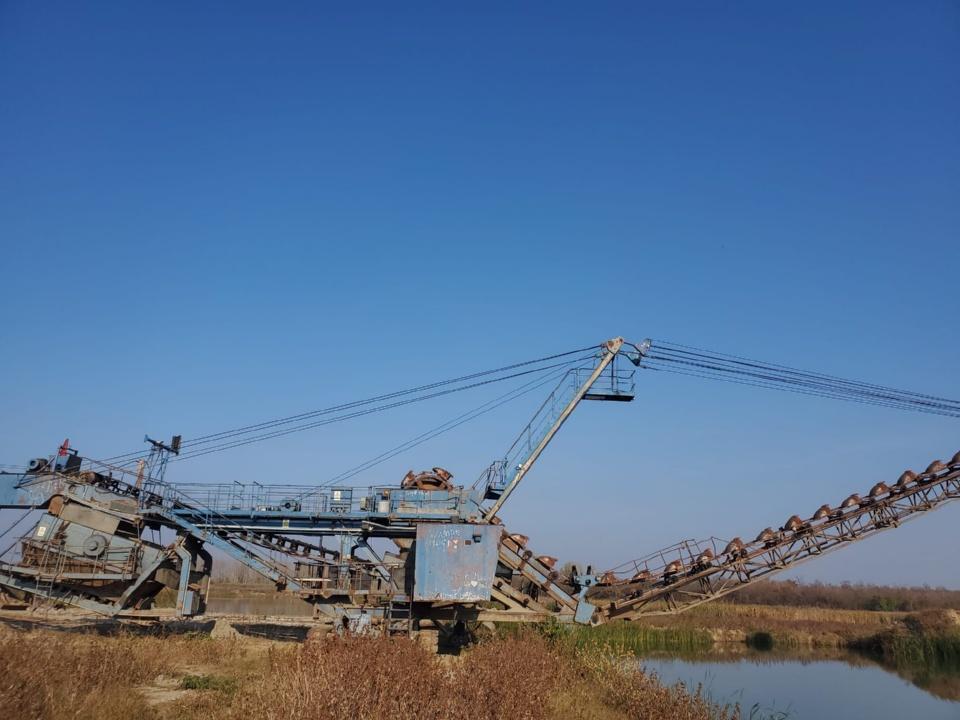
[
  {"xmin": 383, "ymin": 596, "xmax": 413, "ymax": 637},
  {"xmin": 32, "ymin": 542, "xmax": 68, "ymax": 610}
]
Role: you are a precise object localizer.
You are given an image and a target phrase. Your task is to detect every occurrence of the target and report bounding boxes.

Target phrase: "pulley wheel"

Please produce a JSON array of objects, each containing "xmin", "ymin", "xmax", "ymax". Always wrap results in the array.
[{"xmin": 82, "ymin": 534, "xmax": 108, "ymax": 557}]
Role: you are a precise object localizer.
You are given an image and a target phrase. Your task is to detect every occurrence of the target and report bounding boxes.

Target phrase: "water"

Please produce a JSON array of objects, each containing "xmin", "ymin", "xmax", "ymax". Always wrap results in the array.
[
  {"xmin": 206, "ymin": 593, "xmax": 315, "ymax": 617},
  {"xmin": 640, "ymin": 650, "xmax": 960, "ymax": 719}
]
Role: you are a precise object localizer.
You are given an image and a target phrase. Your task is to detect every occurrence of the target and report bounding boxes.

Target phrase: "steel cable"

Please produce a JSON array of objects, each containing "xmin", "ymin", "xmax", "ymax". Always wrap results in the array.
[
  {"xmin": 643, "ymin": 363, "xmax": 960, "ymax": 418},
  {"xmin": 646, "ymin": 353, "xmax": 960, "ymax": 413},
  {"xmin": 169, "ymin": 356, "xmax": 598, "ymax": 462},
  {"xmin": 654, "ymin": 341, "xmax": 960, "ymax": 407},
  {"xmin": 315, "ymin": 359, "xmax": 591, "ymax": 491},
  {"xmin": 100, "ymin": 344, "xmax": 599, "ymax": 465}
]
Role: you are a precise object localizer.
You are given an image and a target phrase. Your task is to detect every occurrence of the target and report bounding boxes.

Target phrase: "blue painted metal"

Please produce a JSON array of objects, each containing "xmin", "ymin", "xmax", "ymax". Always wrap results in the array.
[
  {"xmin": 1, "ymin": 472, "xmax": 61, "ymax": 508},
  {"xmin": 140, "ymin": 480, "xmax": 484, "ymax": 536},
  {"xmin": 574, "ymin": 599, "xmax": 597, "ymax": 624},
  {"xmin": 174, "ymin": 542, "xmax": 197, "ymax": 616},
  {"xmin": 150, "ymin": 506, "xmax": 302, "ymax": 592},
  {"xmin": 413, "ymin": 524, "xmax": 499, "ymax": 602},
  {"xmin": 0, "ymin": 472, "xmax": 21, "ymax": 507},
  {"xmin": 115, "ymin": 550, "xmax": 176, "ymax": 608},
  {"xmin": 573, "ymin": 576, "xmax": 600, "ymax": 624}
]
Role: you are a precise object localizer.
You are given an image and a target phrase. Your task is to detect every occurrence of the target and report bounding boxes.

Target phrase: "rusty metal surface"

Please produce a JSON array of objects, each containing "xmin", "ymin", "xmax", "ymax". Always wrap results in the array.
[
  {"xmin": 401, "ymin": 467, "xmax": 455, "ymax": 491},
  {"xmin": 413, "ymin": 524, "xmax": 499, "ymax": 602}
]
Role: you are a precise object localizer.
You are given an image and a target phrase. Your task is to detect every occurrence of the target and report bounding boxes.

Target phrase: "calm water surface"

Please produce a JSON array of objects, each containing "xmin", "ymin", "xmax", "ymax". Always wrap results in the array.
[
  {"xmin": 641, "ymin": 651, "xmax": 960, "ymax": 720},
  {"xmin": 207, "ymin": 594, "xmax": 315, "ymax": 616}
]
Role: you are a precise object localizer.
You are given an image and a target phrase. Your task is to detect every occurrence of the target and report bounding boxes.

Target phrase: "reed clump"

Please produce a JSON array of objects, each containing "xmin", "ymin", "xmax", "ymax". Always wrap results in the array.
[
  {"xmin": 854, "ymin": 609, "xmax": 960, "ymax": 666},
  {"xmin": 559, "ymin": 622, "xmax": 713, "ymax": 655},
  {"xmin": 880, "ymin": 633, "xmax": 960, "ymax": 666},
  {"xmin": 568, "ymin": 645, "xmax": 736, "ymax": 720}
]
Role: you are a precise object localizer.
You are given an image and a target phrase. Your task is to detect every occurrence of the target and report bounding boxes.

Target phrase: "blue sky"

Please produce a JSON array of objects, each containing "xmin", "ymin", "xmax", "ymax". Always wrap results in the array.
[{"xmin": 1, "ymin": 3, "xmax": 958, "ymax": 586}]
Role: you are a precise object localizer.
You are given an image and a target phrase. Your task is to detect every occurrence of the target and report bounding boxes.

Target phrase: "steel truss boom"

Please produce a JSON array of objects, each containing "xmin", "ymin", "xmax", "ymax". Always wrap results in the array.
[
  {"xmin": 484, "ymin": 338, "xmax": 627, "ymax": 519},
  {"xmin": 587, "ymin": 456, "xmax": 960, "ymax": 621}
]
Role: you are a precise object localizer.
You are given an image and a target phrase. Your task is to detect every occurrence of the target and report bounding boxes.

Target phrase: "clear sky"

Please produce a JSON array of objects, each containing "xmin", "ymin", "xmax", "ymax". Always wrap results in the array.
[{"xmin": 1, "ymin": 3, "xmax": 958, "ymax": 586}]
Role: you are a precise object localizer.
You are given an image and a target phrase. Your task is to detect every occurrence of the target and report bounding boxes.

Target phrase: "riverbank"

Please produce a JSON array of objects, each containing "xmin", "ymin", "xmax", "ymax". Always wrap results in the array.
[
  {"xmin": 549, "ymin": 604, "xmax": 960, "ymax": 703},
  {"xmin": 635, "ymin": 602, "xmax": 905, "ymax": 648},
  {"xmin": 204, "ymin": 583, "xmax": 960, "ymax": 661},
  {"xmin": 631, "ymin": 603, "xmax": 960, "ymax": 661},
  {"xmin": 493, "ymin": 603, "xmax": 960, "ymax": 711},
  {"xmin": 202, "ymin": 583, "xmax": 960, "ymax": 662}
]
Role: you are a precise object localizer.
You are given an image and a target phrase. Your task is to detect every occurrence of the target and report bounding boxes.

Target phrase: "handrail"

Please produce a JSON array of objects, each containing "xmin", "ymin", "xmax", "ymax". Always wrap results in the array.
[{"xmin": 484, "ymin": 338, "xmax": 630, "ymax": 519}]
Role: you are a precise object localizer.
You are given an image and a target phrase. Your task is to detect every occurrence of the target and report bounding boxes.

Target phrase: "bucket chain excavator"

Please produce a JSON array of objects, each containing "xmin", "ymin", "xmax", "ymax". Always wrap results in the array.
[{"xmin": 0, "ymin": 337, "xmax": 956, "ymax": 634}]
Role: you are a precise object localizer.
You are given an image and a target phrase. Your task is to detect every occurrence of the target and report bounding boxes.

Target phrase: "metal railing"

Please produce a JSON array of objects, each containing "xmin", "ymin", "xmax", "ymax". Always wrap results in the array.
[
  {"xmin": 476, "ymin": 370, "xmax": 585, "ymax": 495},
  {"xmin": 476, "ymin": 359, "xmax": 637, "ymax": 497},
  {"xmin": 17, "ymin": 538, "xmax": 139, "ymax": 578},
  {"xmin": 143, "ymin": 481, "xmax": 464, "ymax": 522},
  {"xmin": 603, "ymin": 537, "xmax": 727, "ymax": 581}
]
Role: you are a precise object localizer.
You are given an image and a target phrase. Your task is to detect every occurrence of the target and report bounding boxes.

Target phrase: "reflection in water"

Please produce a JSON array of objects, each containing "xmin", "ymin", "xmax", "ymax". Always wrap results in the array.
[
  {"xmin": 864, "ymin": 650, "xmax": 960, "ymax": 704},
  {"xmin": 640, "ymin": 648, "xmax": 960, "ymax": 720}
]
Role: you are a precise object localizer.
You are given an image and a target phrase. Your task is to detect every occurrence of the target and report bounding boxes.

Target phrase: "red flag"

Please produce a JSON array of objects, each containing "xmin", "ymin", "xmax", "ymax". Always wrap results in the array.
[{"xmin": 58, "ymin": 438, "xmax": 70, "ymax": 456}]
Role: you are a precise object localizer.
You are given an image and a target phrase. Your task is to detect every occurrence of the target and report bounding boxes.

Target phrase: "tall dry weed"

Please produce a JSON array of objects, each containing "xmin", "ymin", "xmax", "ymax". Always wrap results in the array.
[
  {"xmin": 222, "ymin": 633, "xmax": 564, "ymax": 720},
  {"xmin": 0, "ymin": 630, "xmax": 166, "ymax": 719},
  {"xmin": 0, "ymin": 629, "xmax": 243, "ymax": 720},
  {"xmin": 229, "ymin": 635, "xmax": 452, "ymax": 720},
  {"xmin": 216, "ymin": 631, "xmax": 730, "ymax": 720},
  {"xmin": 454, "ymin": 634, "xmax": 566, "ymax": 720}
]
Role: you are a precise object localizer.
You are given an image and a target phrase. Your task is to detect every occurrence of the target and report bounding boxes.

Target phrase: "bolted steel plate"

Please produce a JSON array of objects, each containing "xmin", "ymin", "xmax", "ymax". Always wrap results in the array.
[{"xmin": 413, "ymin": 523, "xmax": 499, "ymax": 602}]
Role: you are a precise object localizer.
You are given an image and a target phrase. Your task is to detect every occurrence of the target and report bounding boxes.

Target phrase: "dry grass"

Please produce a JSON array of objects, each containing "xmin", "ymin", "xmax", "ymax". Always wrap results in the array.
[
  {"xmin": 505, "ymin": 619, "xmax": 714, "ymax": 655},
  {"xmin": 0, "ymin": 626, "xmax": 243, "ymax": 720},
  {"xmin": 696, "ymin": 602, "xmax": 895, "ymax": 623},
  {"xmin": 0, "ymin": 626, "xmax": 733, "ymax": 720}
]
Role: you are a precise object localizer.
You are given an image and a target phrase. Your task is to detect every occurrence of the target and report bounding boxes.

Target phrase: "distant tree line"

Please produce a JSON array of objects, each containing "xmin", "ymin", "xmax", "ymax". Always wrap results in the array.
[{"xmin": 722, "ymin": 578, "xmax": 960, "ymax": 612}]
